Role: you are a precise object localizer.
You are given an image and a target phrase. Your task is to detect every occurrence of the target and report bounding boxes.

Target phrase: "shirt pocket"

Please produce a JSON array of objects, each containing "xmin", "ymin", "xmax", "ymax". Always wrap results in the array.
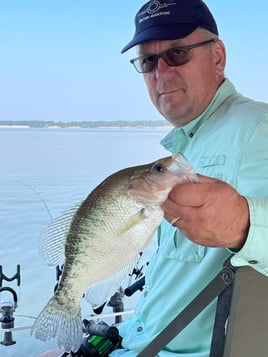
[
  {"xmin": 198, "ymin": 154, "xmax": 226, "ymax": 180},
  {"xmin": 158, "ymin": 223, "xmax": 205, "ymax": 263},
  {"xmin": 174, "ymin": 230, "xmax": 205, "ymax": 262}
]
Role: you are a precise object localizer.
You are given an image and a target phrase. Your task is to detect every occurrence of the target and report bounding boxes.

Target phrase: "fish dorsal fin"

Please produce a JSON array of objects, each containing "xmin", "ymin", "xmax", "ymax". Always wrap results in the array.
[
  {"xmin": 40, "ymin": 202, "xmax": 82, "ymax": 266},
  {"xmin": 85, "ymin": 258, "xmax": 137, "ymax": 308}
]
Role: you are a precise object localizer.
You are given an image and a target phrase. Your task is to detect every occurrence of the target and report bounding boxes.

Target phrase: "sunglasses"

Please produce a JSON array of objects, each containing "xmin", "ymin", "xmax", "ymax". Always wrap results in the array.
[{"xmin": 130, "ymin": 39, "xmax": 216, "ymax": 73}]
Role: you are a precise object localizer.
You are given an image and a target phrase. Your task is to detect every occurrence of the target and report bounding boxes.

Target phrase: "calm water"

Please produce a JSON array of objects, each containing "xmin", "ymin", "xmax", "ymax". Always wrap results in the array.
[{"xmin": 0, "ymin": 127, "xmax": 169, "ymax": 356}]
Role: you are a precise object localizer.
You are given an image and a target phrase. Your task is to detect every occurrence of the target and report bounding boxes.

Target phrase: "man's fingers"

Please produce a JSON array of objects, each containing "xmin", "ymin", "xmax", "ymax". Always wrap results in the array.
[{"xmin": 166, "ymin": 174, "xmax": 224, "ymax": 207}]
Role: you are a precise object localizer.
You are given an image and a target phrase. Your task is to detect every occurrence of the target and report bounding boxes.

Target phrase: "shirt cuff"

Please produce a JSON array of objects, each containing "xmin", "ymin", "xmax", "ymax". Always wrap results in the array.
[{"xmin": 231, "ymin": 197, "xmax": 268, "ymax": 276}]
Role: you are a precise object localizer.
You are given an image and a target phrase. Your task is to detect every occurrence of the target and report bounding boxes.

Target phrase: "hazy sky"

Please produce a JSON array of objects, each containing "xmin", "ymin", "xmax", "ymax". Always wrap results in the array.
[{"xmin": 1, "ymin": 1, "xmax": 267, "ymax": 122}]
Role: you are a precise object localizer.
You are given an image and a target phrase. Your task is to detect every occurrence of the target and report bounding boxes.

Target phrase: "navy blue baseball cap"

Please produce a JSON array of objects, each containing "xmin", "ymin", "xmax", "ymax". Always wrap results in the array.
[{"xmin": 121, "ymin": 0, "xmax": 218, "ymax": 53}]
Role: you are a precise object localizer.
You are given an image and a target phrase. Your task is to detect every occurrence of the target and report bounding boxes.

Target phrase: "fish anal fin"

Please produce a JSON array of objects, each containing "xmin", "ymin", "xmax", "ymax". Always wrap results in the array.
[{"xmin": 85, "ymin": 259, "xmax": 136, "ymax": 308}]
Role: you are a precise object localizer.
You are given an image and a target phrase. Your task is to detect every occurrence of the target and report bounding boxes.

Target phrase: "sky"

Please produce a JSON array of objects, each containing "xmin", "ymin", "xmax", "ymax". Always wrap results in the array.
[{"xmin": 0, "ymin": 0, "xmax": 268, "ymax": 122}]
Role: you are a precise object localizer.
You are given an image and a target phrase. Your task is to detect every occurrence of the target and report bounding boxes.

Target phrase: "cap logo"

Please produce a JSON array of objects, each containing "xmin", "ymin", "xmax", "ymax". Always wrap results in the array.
[{"xmin": 138, "ymin": 1, "xmax": 176, "ymax": 24}]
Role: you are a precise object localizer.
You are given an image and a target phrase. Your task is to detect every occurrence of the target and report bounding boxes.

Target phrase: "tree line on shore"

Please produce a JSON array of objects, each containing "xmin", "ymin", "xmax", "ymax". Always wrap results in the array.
[{"xmin": 0, "ymin": 120, "xmax": 169, "ymax": 128}]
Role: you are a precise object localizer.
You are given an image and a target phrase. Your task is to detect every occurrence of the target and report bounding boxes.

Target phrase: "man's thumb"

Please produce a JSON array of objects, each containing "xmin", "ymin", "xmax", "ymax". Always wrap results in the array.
[{"xmin": 196, "ymin": 173, "xmax": 224, "ymax": 184}]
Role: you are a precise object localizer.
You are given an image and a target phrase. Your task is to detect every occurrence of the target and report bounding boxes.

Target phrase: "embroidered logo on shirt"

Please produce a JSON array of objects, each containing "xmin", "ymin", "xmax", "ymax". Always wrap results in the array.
[{"xmin": 199, "ymin": 155, "xmax": 226, "ymax": 167}]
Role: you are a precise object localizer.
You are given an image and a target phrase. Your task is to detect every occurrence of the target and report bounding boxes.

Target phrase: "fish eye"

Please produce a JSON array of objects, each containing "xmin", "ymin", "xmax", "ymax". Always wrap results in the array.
[{"xmin": 151, "ymin": 163, "xmax": 165, "ymax": 173}]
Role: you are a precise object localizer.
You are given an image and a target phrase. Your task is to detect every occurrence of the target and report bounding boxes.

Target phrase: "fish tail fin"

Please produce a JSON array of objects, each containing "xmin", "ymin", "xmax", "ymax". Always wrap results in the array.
[{"xmin": 31, "ymin": 297, "xmax": 82, "ymax": 352}]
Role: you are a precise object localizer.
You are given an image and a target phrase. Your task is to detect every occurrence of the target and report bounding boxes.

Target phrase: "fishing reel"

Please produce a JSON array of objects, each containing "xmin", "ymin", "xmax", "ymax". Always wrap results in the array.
[{"xmin": 60, "ymin": 319, "xmax": 122, "ymax": 357}]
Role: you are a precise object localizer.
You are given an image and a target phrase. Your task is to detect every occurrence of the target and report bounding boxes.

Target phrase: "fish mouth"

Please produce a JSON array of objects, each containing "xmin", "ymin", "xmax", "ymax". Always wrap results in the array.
[{"xmin": 169, "ymin": 153, "xmax": 198, "ymax": 181}]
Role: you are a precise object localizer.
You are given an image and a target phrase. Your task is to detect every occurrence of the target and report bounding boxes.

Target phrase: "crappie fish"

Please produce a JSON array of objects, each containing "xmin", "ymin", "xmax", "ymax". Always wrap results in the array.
[{"xmin": 31, "ymin": 153, "xmax": 197, "ymax": 352}]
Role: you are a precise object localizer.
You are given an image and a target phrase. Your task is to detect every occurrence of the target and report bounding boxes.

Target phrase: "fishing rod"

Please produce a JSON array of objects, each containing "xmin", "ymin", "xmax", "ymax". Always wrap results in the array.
[
  {"xmin": 0, "ymin": 264, "xmax": 145, "ymax": 357},
  {"xmin": 2, "ymin": 310, "xmax": 135, "ymax": 333},
  {"xmin": 0, "ymin": 272, "xmax": 146, "ymax": 334},
  {"xmin": 0, "ymin": 182, "xmax": 54, "ymax": 346},
  {"xmin": 16, "ymin": 180, "xmax": 54, "ymax": 223}
]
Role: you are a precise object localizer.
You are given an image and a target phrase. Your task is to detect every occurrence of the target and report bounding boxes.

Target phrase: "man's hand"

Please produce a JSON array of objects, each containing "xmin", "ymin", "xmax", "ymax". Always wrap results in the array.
[{"xmin": 162, "ymin": 174, "xmax": 250, "ymax": 249}]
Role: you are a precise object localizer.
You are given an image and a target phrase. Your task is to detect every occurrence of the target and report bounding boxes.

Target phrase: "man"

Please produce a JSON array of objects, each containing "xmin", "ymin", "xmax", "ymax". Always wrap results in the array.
[
  {"xmin": 38, "ymin": 0, "xmax": 268, "ymax": 356},
  {"xmin": 110, "ymin": 0, "xmax": 268, "ymax": 356}
]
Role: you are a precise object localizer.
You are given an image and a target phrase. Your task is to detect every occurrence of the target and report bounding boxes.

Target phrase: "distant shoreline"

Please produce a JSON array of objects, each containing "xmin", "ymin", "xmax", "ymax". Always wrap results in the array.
[{"xmin": 0, "ymin": 120, "xmax": 172, "ymax": 130}]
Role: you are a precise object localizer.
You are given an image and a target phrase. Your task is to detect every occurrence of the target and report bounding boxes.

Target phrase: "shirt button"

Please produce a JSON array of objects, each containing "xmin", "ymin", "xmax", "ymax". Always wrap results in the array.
[
  {"xmin": 137, "ymin": 326, "xmax": 143, "ymax": 332},
  {"xmin": 248, "ymin": 260, "xmax": 258, "ymax": 264},
  {"xmin": 144, "ymin": 291, "xmax": 148, "ymax": 297},
  {"xmin": 189, "ymin": 132, "xmax": 194, "ymax": 138}
]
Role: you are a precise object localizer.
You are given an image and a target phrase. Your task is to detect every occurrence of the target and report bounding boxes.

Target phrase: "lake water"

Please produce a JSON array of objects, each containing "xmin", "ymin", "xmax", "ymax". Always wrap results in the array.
[{"xmin": 0, "ymin": 127, "xmax": 169, "ymax": 357}]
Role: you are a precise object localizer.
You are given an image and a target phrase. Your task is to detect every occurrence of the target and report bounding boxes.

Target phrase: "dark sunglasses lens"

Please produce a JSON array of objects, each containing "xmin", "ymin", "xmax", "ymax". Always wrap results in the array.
[
  {"xmin": 165, "ymin": 48, "xmax": 190, "ymax": 66},
  {"xmin": 138, "ymin": 55, "xmax": 157, "ymax": 73},
  {"xmin": 132, "ymin": 47, "xmax": 190, "ymax": 73}
]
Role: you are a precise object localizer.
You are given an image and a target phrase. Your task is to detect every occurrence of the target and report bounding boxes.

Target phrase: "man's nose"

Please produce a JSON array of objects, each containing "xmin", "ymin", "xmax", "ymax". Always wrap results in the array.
[{"xmin": 155, "ymin": 57, "xmax": 172, "ymax": 77}]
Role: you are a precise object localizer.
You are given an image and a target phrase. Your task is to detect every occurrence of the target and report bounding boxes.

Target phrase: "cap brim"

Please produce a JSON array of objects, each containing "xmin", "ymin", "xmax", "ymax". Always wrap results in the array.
[{"xmin": 121, "ymin": 23, "xmax": 197, "ymax": 53}]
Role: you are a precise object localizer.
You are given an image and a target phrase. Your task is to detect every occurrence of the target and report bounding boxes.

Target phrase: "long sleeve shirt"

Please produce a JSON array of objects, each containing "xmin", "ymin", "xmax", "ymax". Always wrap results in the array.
[{"xmin": 110, "ymin": 79, "xmax": 268, "ymax": 357}]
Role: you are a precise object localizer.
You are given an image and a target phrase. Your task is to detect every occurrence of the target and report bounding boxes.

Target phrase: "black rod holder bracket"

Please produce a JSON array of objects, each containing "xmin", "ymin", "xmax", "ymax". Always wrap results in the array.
[{"xmin": 0, "ymin": 264, "xmax": 21, "ymax": 346}]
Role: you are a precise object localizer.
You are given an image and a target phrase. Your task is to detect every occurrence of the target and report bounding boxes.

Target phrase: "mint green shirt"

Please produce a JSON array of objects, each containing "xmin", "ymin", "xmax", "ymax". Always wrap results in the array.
[{"xmin": 110, "ymin": 79, "xmax": 268, "ymax": 356}]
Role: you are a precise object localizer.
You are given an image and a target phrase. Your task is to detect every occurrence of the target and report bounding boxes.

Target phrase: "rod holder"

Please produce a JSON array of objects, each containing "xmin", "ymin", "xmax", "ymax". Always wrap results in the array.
[{"xmin": 0, "ymin": 265, "xmax": 21, "ymax": 346}]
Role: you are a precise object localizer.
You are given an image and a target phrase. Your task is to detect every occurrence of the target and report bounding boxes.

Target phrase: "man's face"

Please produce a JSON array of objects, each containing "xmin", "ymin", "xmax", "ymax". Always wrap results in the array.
[{"xmin": 139, "ymin": 31, "xmax": 226, "ymax": 127}]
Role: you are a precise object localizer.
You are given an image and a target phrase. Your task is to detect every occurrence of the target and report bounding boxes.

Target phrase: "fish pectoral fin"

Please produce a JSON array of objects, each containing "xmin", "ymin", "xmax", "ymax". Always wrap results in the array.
[{"xmin": 116, "ymin": 208, "xmax": 146, "ymax": 237}]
